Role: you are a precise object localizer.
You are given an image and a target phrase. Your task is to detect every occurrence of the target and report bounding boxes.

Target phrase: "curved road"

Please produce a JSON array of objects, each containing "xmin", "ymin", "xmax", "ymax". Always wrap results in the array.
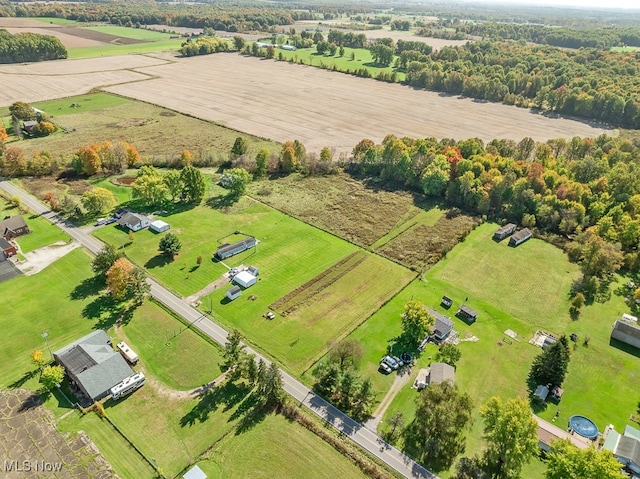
[{"xmin": 1, "ymin": 180, "xmax": 437, "ymax": 479}]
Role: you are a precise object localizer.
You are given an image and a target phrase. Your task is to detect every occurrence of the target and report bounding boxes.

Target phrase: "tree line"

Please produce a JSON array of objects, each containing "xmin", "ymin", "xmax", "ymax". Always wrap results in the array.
[{"xmin": 0, "ymin": 29, "xmax": 67, "ymax": 64}]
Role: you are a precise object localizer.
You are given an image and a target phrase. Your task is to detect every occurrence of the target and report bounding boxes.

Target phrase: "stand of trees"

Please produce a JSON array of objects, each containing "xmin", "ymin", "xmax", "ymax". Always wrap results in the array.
[{"xmin": 0, "ymin": 29, "xmax": 67, "ymax": 64}]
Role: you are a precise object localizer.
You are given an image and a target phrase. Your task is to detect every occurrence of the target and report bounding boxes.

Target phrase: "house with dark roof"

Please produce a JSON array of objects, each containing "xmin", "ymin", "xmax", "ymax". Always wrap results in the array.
[
  {"xmin": 494, "ymin": 223, "xmax": 517, "ymax": 241},
  {"xmin": 509, "ymin": 228, "xmax": 532, "ymax": 247},
  {"xmin": 457, "ymin": 305, "xmax": 478, "ymax": 324},
  {"xmin": 53, "ymin": 330, "xmax": 134, "ymax": 401},
  {"xmin": 425, "ymin": 307, "xmax": 454, "ymax": 342},
  {"xmin": 611, "ymin": 319, "xmax": 640, "ymax": 350},
  {"xmin": 0, "ymin": 237, "xmax": 17, "ymax": 261},
  {"xmin": 0, "ymin": 215, "xmax": 30, "ymax": 240},
  {"xmin": 117, "ymin": 212, "xmax": 150, "ymax": 232},
  {"xmin": 214, "ymin": 237, "xmax": 257, "ymax": 260},
  {"xmin": 604, "ymin": 424, "xmax": 640, "ymax": 475}
]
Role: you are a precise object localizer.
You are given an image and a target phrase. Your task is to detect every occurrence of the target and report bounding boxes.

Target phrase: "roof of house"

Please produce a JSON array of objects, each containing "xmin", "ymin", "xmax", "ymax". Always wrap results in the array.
[
  {"xmin": 534, "ymin": 415, "xmax": 590, "ymax": 450},
  {"xmin": 429, "ymin": 362, "xmax": 455, "ymax": 385},
  {"xmin": 534, "ymin": 385, "xmax": 549, "ymax": 400},
  {"xmin": 0, "ymin": 237, "xmax": 13, "ymax": 250},
  {"xmin": 53, "ymin": 330, "xmax": 134, "ymax": 399},
  {"xmin": 117, "ymin": 212, "xmax": 146, "ymax": 227},
  {"xmin": 626, "ymin": 424, "xmax": 640, "ymax": 442},
  {"xmin": 617, "ymin": 436, "xmax": 640, "ymax": 465},
  {"xmin": 425, "ymin": 307, "xmax": 454, "ymax": 337},
  {"xmin": 495, "ymin": 223, "xmax": 516, "ymax": 235},
  {"xmin": 0, "ymin": 215, "xmax": 28, "ymax": 234},
  {"xmin": 613, "ymin": 319, "xmax": 640, "ymax": 339},
  {"xmin": 227, "ymin": 285, "xmax": 241, "ymax": 295},
  {"xmin": 458, "ymin": 305, "xmax": 478, "ymax": 318},
  {"xmin": 216, "ymin": 237, "xmax": 256, "ymax": 256},
  {"xmin": 511, "ymin": 228, "xmax": 532, "ymax": 242},
  {"xmin": 183, "ymin": 464, "xmax": 207, "ymax": 479}
]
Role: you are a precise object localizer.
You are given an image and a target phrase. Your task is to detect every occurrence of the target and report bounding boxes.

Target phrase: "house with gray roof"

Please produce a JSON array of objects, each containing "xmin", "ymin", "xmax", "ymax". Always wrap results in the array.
[
  {"xmin": 117, "ymin": 212, "xmax": 150, "ymax": 232},
  {"xmin": 53, "ymin": 330, "xmax": 134, "ymax": 401},
  {"xmin": 0, "ymin": 215, "xmax": 30, "ymax": 240},
  {"xmin": 425, "ymin": 307, "xmax": 454, "ymax": 342},
  {"xmin": 214, "ymin": 237, "xmax": 256, "ymax": 260},
  {"xmin": 604, "ymin": 424, "xmax": 640, "ymax": 475},
  {"xmin": 428, "ymin": 362, "xmax": 455, "ymax": 385}
]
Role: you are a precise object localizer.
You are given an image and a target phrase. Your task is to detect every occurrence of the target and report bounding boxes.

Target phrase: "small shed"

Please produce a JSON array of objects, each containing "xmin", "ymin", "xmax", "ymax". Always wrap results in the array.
[
  {"xmin": 150, "ymin": 220, "xmax": 170, "ymax": 233},
  {"xmin": 441, "ymin": 296, "xmax": 453, "ymax": 309},
  {"xmin": 494, "ymin": 223, "xmax": 517, "ymax": 241},
  {"xmin": 233, "ymin": 271, "xmax": 257, "ymax": 288},
  {"xmin": 226, "ymin": 286, "xmax": 242, "ymax": 301},
  {"xmin": 457, "ymin": 305, "xmax": 478, "ymax": 324},
  {"xmin": 183, "ymin": 464, "xmax": 207, "ymax": 479},
  {"xmin": 550, "ymin": 386, "xmax": 563, "ymax": 402},
  {"xmin": 509, "ymin": 228, "xmax": 532, "ymax": 247},
  {"xmin": 534, "ymin": 384, "xmax": 549, "ymax": 402},
  {"xmin": 247, "ymin": 265, "xmax": 259, "ymax": 276}
]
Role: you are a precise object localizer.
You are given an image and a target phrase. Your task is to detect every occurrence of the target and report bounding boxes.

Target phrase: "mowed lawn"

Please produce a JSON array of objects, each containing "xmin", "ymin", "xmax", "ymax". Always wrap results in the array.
[
  {"xmin": 363, "ymin": 223, "xmax": 639, "ymax": 477},
  {"xmin": 207, "ymin": 251, "xmax": 416, "ymax": 374},
  {"xmin": 430, "ymin": 222, "xmax": 580, "ymax": 331},
  {"xmin": 93, "ymin": 200, "xmax": 356, "ymax": 298},
  {"xmin": 197, "ymin": 413, "xmax": 370, "ymax": 479},
  {"xmin": 33, "ymin": 92, "xmax": 132, "ymax": 116}
]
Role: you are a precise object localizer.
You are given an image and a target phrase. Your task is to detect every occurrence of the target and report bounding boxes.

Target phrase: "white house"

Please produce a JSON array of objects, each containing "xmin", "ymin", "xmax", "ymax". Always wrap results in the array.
[
  {"xmin": 150, "ymin": 220, "xmax": 170, "ymax": 233},
  {"xmin": 117, "ymin": 212, "xmax": 150, "ymax": 232},
  {"xmin": 226, "ymin": 286, "xmax": 242, "ymax": 301},
  {"xmin": 233, "ymin": 271, "xmax": 257, "ymax": 288}
]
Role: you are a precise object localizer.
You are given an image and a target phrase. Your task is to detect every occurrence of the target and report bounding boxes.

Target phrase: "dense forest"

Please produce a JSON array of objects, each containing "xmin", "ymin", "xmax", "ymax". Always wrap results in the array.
[
  {"xmin": 0, "ymin": 29, "xmax": 67, "ymax": 63},
  {"xmin": 454, "ymin": 22, "xmax": 640, "ymax": 49}
]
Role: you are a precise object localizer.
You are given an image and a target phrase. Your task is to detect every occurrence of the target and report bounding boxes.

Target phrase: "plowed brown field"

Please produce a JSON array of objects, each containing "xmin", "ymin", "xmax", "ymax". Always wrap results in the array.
[{"xmin": 1, "ymin": 51, "xmax": 613, "ymax": 154}]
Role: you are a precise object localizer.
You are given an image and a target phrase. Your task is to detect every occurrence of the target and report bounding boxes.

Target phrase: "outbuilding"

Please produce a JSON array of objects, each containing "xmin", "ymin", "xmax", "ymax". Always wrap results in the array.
[
  {"xmin": 457, "ymin": 305, "xmax": 478, "ymax": 324},
  {"xmin": 233, "ymin": 271, "xmax": 257, "ymax": 288},
  {"xmin": 509, "ymin": 228, "xmax": 532, "ymax": 247},
  {"xmin": 494, "ymin": 223, "xmax": 517, "ymax": 241},
  {"xmin": 150, "ymin": 220, "xmax": 170, "ymax": 233},
  {"xmin": 226, "ymin": 285, "xmax": 242, "ymax": 301}
]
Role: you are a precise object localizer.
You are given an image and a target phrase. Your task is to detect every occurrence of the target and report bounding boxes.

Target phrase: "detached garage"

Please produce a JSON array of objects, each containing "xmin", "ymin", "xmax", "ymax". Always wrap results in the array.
[
  {"xmin": 234, "ymin": 271, "xmax": 257, "ymax": 288},
  {"xmin": 150, "ymin": 220, "xmax": 170, "ymax": 233}
]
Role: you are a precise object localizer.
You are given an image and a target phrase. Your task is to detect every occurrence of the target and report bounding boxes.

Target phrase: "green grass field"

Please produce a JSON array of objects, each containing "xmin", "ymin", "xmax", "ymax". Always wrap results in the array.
[
  {"xmin": 33, "ymin": 17, "xmax": 78, "ymax": 25},
  {"xmin": 33, "ymin": 93, "xmax": 131, "ymax": 117},
  {"xmin": 362, "ymin": 222, "xmax": 639, "ymax": 477},
  {"xmin": 86, "ymin": 25, "xmax": 177, "ymax": 41},
  {"xmin": 90, "ymin": 176, "xmax": 133, "ymax": 205},
  {"xmin": 121, "ymin": 302, "xmax": 224, "ymax": 390},
  {"xmin": 196, "ymin": 413, "xmax": 369, "ymax": 479},
  {"xmin": 612, "ymin": 46, "xmax": 640, "ymax": 52},
  {"xmin": 68, "ymin": 39, "xmax": 183, "ymax": 59},
  {"xmin": 272, "ymin": 46, "xmax": 405, "ymax": 81}
]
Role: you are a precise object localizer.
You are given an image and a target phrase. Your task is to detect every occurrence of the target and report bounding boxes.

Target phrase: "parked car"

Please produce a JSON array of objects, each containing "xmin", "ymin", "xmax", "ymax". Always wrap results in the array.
[
  {"xmin": 382, "ymin": 355, "xmax": 400, "ymax": 370},
  {"xmin": 378, "ymin": 362, "xmax": 393, "ymax": 374},
  {"xmin": 95, "ymin": 218, "xmax": 106, "ymax": 226},
  {"xmin": 105, "ymin": 217, "xmax": 117, "ymax": 225}
]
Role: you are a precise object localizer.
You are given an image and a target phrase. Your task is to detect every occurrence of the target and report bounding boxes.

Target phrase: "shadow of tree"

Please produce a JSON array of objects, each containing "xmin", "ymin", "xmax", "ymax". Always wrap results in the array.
[
  {"xmin": 18, "ymin": 392, "xmax": 43, "ymax": 412},
  {"xmin": 233, "ymin": 395, "xmax": 270, "ymax": 435},
  {"xmin": 82, "ymin": 294, "xmax": 119, "ymax": 321},
  {"xmin": 8, "ymin": 369, "xmax": 39, "ymax": 389},
  {"xmin": 206, "ymin": 194, "xmax": 238, "ymax": 210},
  {"xmin": 70, "ymin": 275, "xmax": 104, "ymax": 301},
  {"xmin": 179, "ymin": 381, "xmax": 252, "ymax": 427},
  {"xmin": 145, "ymin": 254, "xmax": 172, "ymax": 269}
]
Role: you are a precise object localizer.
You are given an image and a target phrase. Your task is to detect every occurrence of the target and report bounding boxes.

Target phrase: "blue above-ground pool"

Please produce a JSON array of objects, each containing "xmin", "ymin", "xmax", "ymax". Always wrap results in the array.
[{"xmin": 569, "ymin": 415, "xmax": 599, "ymax": 439}]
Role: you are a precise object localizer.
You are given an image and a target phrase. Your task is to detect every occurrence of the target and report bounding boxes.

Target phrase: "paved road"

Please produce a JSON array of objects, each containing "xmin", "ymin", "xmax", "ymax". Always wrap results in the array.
[{"xmin": 1, "ymin": 180, "xmax": 437, "ymax": 479}]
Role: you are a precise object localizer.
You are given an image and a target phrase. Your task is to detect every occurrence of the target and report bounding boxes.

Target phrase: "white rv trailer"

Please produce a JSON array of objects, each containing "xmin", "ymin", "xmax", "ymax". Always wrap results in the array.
[
  {"xmin": 116, "ymin": 341, "xmax": 139, "ymax": 365},
  {"xmin": 110, "ymin": 372, "xmax": 145, "ymax": 400}
]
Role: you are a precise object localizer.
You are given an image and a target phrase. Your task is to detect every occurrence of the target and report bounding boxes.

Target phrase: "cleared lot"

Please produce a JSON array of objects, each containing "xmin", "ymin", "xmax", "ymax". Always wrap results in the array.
[{"xmin": 105, "ymin": 53, "xmax": 612, "ymax": 153}]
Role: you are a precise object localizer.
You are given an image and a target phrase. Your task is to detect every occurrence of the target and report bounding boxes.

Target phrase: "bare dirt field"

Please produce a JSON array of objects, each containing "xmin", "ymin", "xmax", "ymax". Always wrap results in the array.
[
  {"xmin": 2, "ymin": 26, "xmax": 107, "ymax": 48},
  {"xmin": 0, "ymin": 55, "xmax": 171, "ymax": 106},
  {"xmin": 0, "ymin": 389, "xmax": 117, "ymax": 479},
  {"xmin": 1, "ymin": 51, "xmax": 613, "ymax": 154},
  {"xmin": 102, "ymin": 53, "xmax": 613, "ymax": 154}
]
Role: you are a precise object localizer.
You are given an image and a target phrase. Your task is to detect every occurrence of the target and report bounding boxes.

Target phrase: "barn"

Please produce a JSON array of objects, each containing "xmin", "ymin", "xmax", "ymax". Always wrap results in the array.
[{"xmin": 150, "ymin": 220, "xmax": 170, "ymax": 233}]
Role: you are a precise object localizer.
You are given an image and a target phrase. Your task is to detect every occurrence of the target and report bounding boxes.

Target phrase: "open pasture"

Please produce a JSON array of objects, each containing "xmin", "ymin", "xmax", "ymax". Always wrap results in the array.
[
  {"xmin": 102, "ymin": 53, "xmax": 613, "ymax": 155},
  {"xmin": 196, "ymin": 413, "xmax": 370, "ymax": 479},
  {"xmin": 8, "ymin": 93, "xmax": 275, "ymax": 160}
]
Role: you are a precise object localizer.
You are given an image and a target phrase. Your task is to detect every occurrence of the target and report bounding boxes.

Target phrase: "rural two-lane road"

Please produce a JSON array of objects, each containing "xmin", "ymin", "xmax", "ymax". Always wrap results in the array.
[{"xmin": 1, "ymin": 180, "xmax": 437, "ymax": 479}]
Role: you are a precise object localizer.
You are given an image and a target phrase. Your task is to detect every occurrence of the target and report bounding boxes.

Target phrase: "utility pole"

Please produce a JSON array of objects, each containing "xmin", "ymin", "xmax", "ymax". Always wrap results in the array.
[{"xmin": 41, "ymin": 331, "xmax": 52, "ymax": 359}]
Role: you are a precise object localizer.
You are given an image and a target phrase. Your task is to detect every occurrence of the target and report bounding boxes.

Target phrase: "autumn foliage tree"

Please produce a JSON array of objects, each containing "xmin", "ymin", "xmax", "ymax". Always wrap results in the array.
[
  {"xmin": 280, "ymin": 141, "xmax": 299, "ymax": 173},
  {"xmin": 40, "ymin": 365, "xmax": 65, "ymax": 390},
  {"xmin": 81, "ymin": 187, "xmax": 116, "ymax": 215},
  {"xmin": 43, "ymin": 192, "xmax": 59, "ymax": 211}
]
